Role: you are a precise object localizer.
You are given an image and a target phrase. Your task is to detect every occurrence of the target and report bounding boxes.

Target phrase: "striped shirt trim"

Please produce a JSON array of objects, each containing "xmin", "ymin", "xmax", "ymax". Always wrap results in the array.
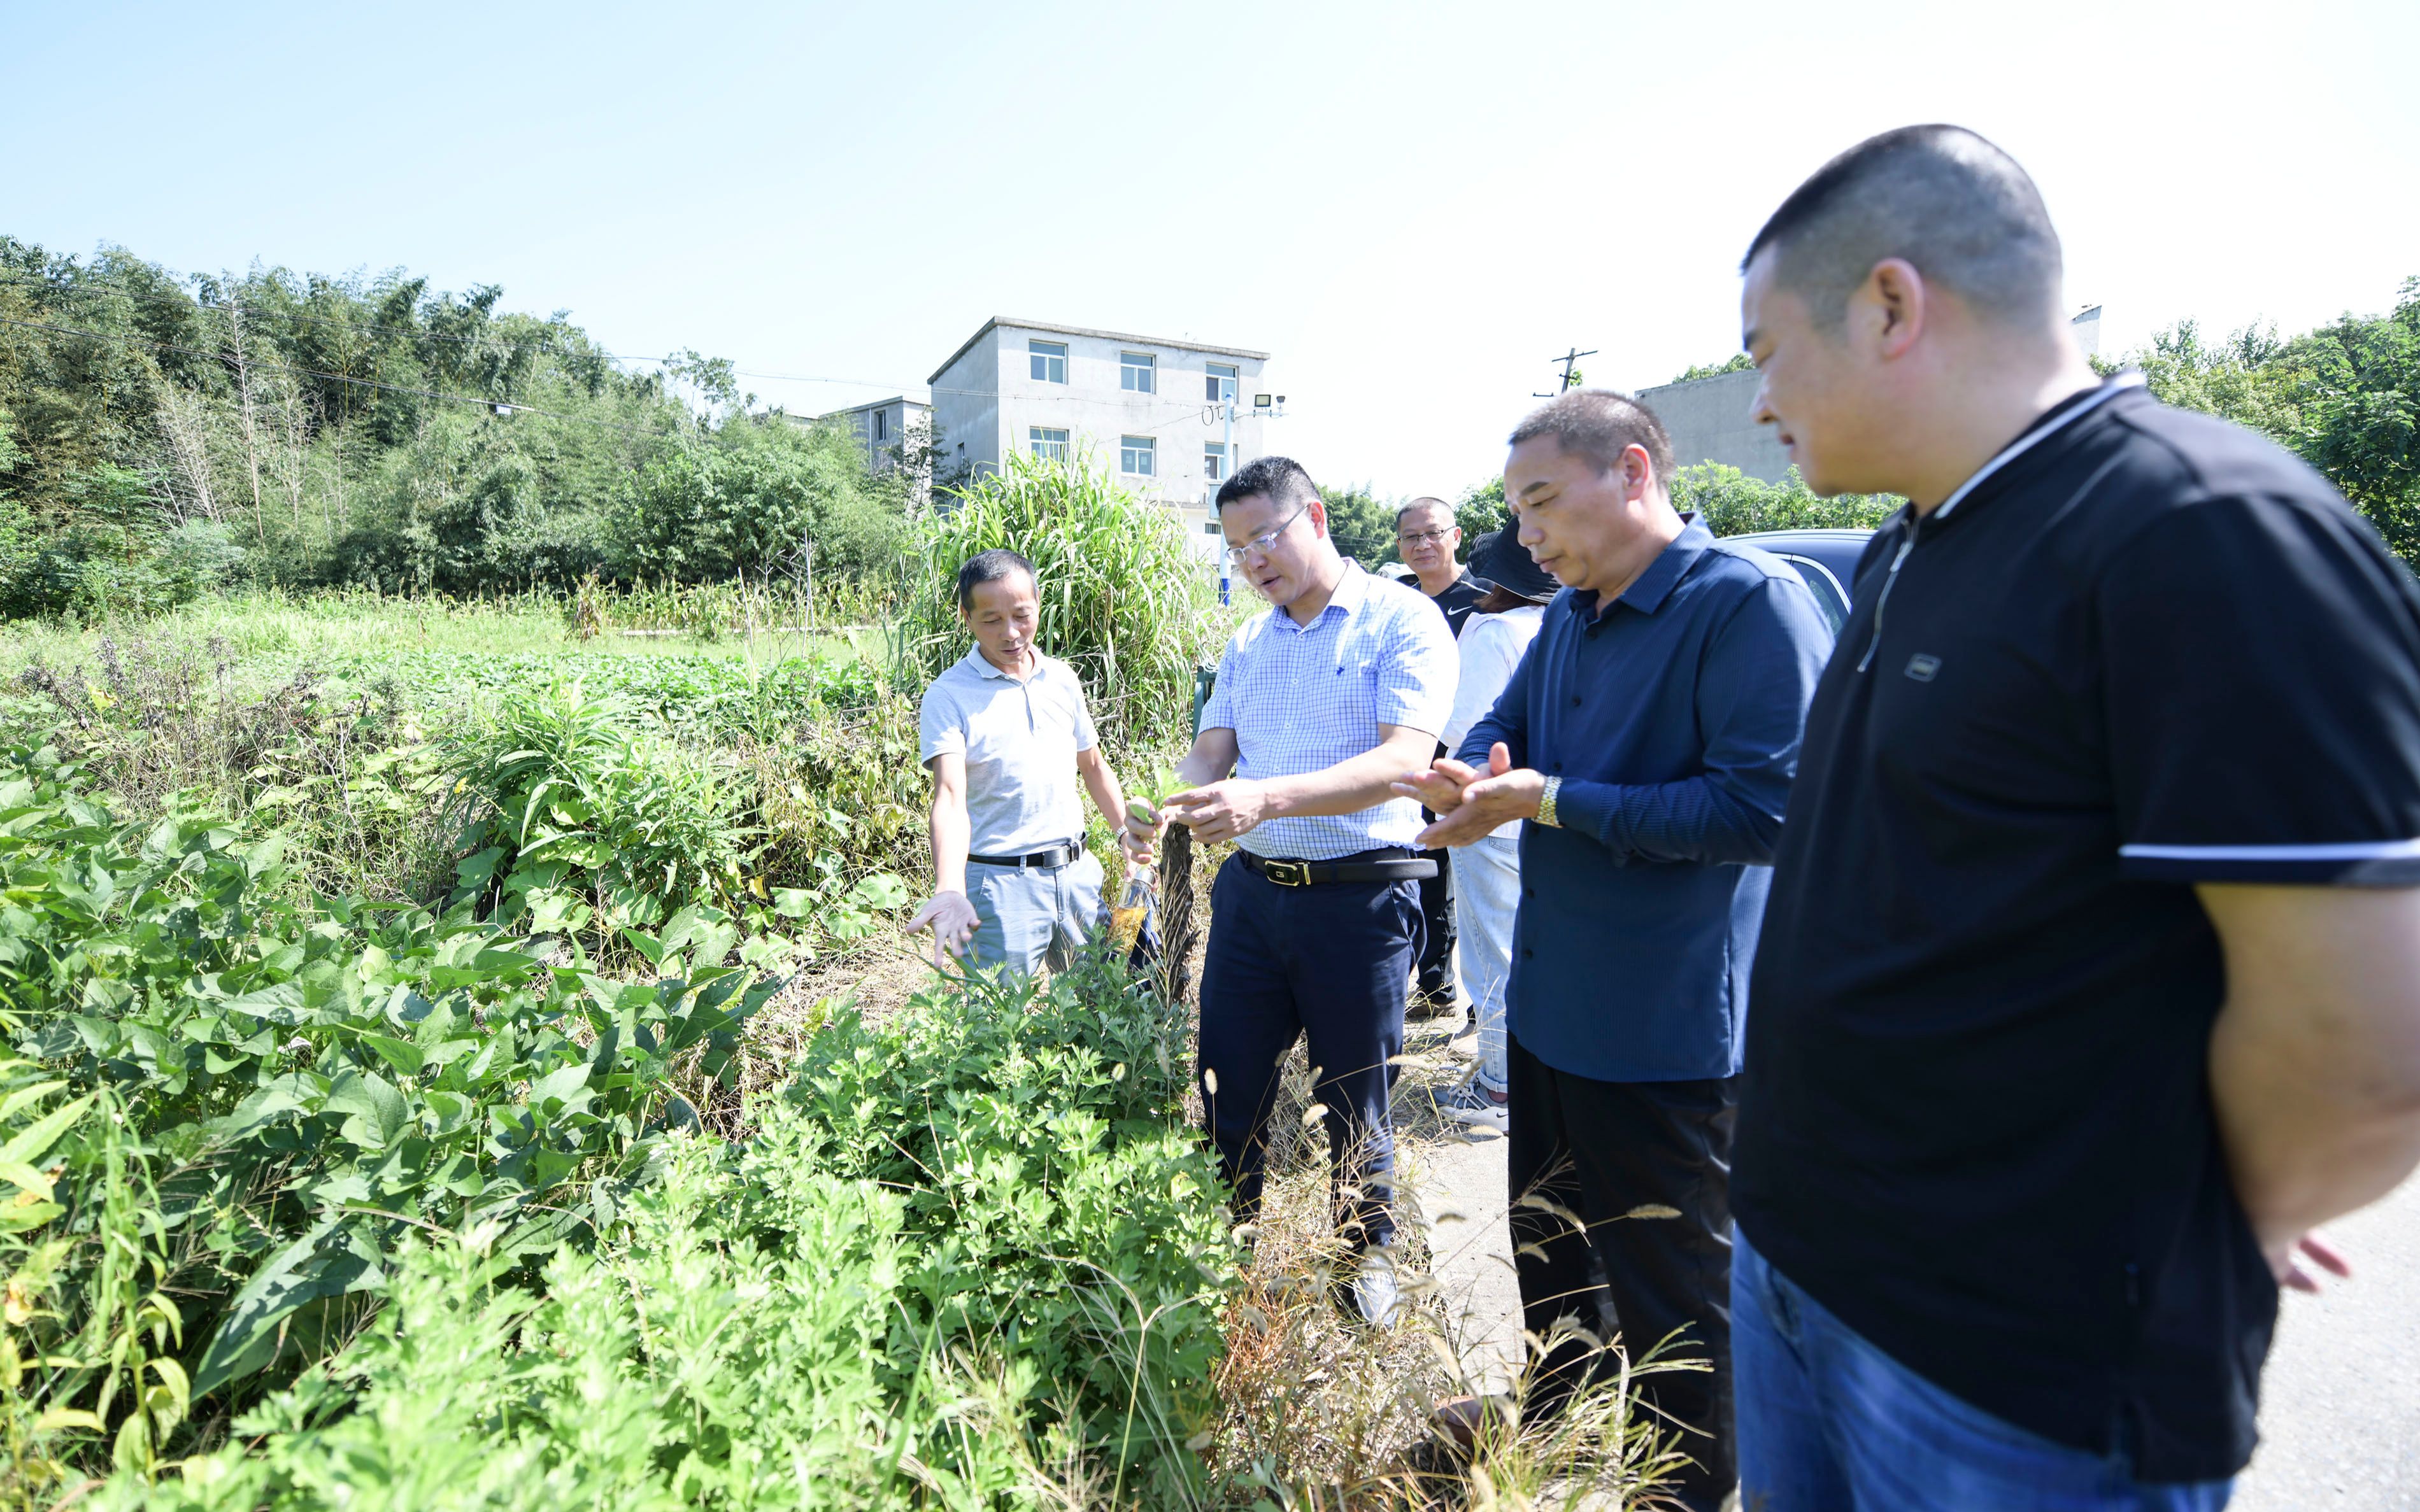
[
  {"xmin": 2118, "ymin": 838, "xmax": 2420, "ymax": 885},
  {"xmin": 2121, "ymin": 839, "xmax": 2420, "ymax": 862}
]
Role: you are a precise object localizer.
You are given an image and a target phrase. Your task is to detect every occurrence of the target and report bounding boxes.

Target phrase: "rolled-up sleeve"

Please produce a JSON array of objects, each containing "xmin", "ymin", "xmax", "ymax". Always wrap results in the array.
[{"xmin": 1555, "ymin": 576, "xmax": 1832, "ymax": 864}]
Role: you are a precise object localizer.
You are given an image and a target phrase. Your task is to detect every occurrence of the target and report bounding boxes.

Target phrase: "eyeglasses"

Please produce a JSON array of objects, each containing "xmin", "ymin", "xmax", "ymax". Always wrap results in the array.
[
  {"xmin": 1396, "ymin": 528, "xmax": 1452, "ymax": 547},
  {"xmin": 1226, "ymin": 502, "xmax": 1312, "ymax": 566}
]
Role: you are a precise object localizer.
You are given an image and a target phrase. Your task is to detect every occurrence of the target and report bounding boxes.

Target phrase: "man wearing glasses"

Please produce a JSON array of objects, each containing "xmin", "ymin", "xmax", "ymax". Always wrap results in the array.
[
  {"xmin": 1396, "ymin": 497, "xmax": 1495, "ymax": 1017},
  {"xmin": 1129, "ymin": 456, "xmax": 1457, "ymax": 1325}
]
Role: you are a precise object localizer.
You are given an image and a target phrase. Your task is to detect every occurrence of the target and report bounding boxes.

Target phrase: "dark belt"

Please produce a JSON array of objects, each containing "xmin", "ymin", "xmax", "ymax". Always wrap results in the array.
[
  {"xmin": 1241, "ymin": 848, "xmax": 1437, "ymax": 887},
  {"xmin": 967, "ymin": 842, "xmax": 1081, "ymax": 870}
]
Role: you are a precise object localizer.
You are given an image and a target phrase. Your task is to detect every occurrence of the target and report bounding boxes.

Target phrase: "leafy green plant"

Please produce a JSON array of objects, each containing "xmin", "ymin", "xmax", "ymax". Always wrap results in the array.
[
  {"xmin": 444, "ymin": 680, "xmax": 754, "ymax": 936},
  {"xmin": 69, "ymin": 957, "xmax": 1235, "ymax": 1511},
  {"xmin": 0, "ymin": 749, "xmax": 779, "ymax": 1493}
]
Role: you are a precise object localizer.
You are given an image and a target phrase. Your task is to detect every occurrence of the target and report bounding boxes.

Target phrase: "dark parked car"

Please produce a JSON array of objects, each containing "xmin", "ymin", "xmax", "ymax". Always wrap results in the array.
[{"xmin": 1724, "ymin": 528, "xmax": 1876, "ymax": 634}]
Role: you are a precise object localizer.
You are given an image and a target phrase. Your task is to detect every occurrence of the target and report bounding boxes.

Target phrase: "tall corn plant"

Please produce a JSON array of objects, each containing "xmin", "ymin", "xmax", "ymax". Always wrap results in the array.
[{"xmin": 900, "ymin": 452, "xmax": 1224, "ymax": 753}]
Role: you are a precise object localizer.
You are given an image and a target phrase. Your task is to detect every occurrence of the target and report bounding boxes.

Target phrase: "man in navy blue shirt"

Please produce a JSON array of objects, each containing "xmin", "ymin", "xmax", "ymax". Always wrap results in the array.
[{"xmin": 1402, "ymin": 390, "xmax": 1832, "ymax": 1510}]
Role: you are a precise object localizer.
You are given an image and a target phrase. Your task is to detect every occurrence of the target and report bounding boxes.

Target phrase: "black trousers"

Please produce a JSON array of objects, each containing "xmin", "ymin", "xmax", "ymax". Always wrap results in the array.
[
  {"xmin": 1197, "ymin": 854, "xmax": 1423, "ymax": 1247},
  {"xmin": 1414, "ymin": 842, "xmax": 1457, "ymax": 999},
  {"xmin": 1506, "ymin": 1033, "xmax": 1737, "ymax": 1512}
]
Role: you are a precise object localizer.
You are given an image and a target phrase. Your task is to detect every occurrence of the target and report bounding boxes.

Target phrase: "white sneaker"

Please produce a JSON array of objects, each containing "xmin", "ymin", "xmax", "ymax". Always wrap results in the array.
[
  {"xmin": 1351, "ymin": 1245, "xmax": 1404, "ymax": 1328},
  {"xmin": 1437, "ymin": 1077, "xmax": 1509, "ymax": 1134}
]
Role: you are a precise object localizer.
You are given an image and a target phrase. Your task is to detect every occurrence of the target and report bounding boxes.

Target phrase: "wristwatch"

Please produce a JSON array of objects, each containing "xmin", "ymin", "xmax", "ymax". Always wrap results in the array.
[{"xmin": 1537, "ymin": 775, "xmax": 1563, "ymax": 829}]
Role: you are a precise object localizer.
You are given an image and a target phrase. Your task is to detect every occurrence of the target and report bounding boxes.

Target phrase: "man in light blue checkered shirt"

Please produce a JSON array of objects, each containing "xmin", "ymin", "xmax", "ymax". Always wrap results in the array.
[{"xmin": 1128, "ymin": 456, "xmax": 1456, "ymax": 1325}]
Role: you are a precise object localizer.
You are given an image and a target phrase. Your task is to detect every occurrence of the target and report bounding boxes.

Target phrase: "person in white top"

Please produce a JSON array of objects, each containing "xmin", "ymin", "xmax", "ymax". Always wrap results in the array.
[
  {"xmin": 1433, "ymin": 528, "xmax": 1560, "ymax": 1131},
  {"xmin": 909, "ymin": 549, "xmax": 1151, "ymax": 975}
]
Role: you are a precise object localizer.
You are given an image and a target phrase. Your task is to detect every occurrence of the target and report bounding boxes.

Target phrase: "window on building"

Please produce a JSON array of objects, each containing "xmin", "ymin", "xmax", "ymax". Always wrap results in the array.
[
  {"xmin": 1204, "ymin": 441, "xmax": 1228, "ymax": 482},
  {"xmin": 1121, "ymin": 352, "xmax": 1156, "ymax": 393},
  {"xmin": 1029, "ymin": 427, "xmax": 1070, "ymax": 462},
  {"xmin": 1206, "ymin": 362, "xmax": 1238, "ymax": 403},
  {"xmin": 1121, "ymin": 435, "xmax": 1155, "ymax": 476},
  {"xmin": 1029, "ymin": 339, "xmax": 1067, "ymax": 383},
  {"xmin": 874, "ymin": 409, "xmax": 888, "ymax": 441}
]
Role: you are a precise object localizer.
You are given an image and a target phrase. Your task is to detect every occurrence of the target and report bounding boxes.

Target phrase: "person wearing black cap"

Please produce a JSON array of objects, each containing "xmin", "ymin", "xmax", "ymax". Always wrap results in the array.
[{"xmin": 1431, "ymin": 529, "xmax": 1559, "ymax": 1132}]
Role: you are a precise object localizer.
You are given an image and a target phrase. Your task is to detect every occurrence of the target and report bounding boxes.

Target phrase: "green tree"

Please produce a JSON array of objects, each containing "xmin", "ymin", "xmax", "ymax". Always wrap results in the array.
[
  {"xmin": 2129, "ymin": 278, "xmax": 2420, "ymax": 565},
  {"xmin": 608, "ymin": 418, "xmax": 899, "ymax": 585},
  {"xmin": 1671, "ymin": 353, "xmax": 1756, "ymax": 384},
  {"xmin": 1455, "ymin": 477, "xmax": 1507, "ymax": 560},
  {"xmin": 1671, "ymin": 463, "xmax": 1900, "ymax": 536},
  {"xmin": 1318, "ymin": 482, "xmax": 1399, "ymax": 567}
]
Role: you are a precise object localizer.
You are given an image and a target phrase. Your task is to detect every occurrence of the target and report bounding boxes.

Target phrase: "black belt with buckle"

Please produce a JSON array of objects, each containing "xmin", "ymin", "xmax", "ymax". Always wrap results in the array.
[
  {"xmin": 967, "ymin": 842, "xmax": 1081, "ymax": 870},
  {"xmin": 1241, "ymin": 849, "xmax": 1437, "ymax": 887}
]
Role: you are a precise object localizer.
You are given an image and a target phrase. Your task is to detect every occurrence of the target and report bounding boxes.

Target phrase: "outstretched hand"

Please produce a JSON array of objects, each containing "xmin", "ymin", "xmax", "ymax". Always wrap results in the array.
[
  {"xmin": 1157, "ymin": 779, "xmax": 1270, "ymax": 847},
  {"xmin": 906, "ymin": 889, "xmax": 981, "ymax": 968}
]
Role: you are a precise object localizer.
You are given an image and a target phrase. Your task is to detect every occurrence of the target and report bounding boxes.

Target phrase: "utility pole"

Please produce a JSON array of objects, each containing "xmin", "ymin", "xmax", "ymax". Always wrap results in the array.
[
  {"xmin": 1209, "ymin": 387, "xmax": 1286, "ymax": 606},
  {"xmin": 1532, "ymin": 346, "xmax": 1598, "ymax": 399}
]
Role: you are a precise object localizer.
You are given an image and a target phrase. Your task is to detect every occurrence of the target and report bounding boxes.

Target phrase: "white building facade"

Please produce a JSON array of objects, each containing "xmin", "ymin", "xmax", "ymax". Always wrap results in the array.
[
  {"xmin": 815, "ymin": 395, "xmax": 932, "ymax": 476},
  {"xmin": 927, "ymin": 318, "xmax": 1270, "ymax": 541}
]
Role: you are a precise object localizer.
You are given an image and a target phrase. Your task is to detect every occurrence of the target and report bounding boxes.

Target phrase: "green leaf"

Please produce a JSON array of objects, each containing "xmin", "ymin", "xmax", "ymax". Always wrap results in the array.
[
  {"xmin": 0, "ymin": 1093, "xmax": 95, "ymax": 1168},
  {"xmin": 192, "ymin": 1222, "xmax": 378, "ymax": 1395},
  {"xmin": 357, "ymin": 1035, "xmax": 426, "ymax": 1077},
  {"xmin": 324, "ymin": 1070, "xmax": 409, "ymax": 1149},
  {"xmin": 527, "ymin": 1063, "xmax": 592, "ymax": 1113}
]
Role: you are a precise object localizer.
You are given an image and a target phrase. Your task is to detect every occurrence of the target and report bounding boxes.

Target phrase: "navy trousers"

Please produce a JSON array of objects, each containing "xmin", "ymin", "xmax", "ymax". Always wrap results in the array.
[{"xmin": 1197, "ymin": 851, "xmax": 1423, "ymax": 1248}]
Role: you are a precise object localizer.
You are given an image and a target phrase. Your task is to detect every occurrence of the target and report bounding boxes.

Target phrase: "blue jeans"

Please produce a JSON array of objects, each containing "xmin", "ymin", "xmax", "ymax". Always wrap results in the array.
[
  {"xmin": 1451, "ymin": 832, "xmax": 1520, "ymax": 1094},
  {"xmin": 1733, "ymin": 1231, "xmax": 2232, "ymax": 1511}
]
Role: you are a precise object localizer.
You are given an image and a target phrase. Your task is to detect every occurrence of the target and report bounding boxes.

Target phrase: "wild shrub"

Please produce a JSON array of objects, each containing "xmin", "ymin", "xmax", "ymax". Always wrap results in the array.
[
  {"xmin": 67, "ymin": 959, "xmax": 1234, "ymax": 1509},
  {"xmin": 901, "ymin": 453, "xmax": 1223, "ymax": 753},
  {"xmin": 0, "ymin": 749, "xmax": 778, "ymax": 1495},
  {"xmin": 6, "ymin": 635, "xmax": 447, "ymax": 902},
  {"xmin": 441, "ymin": 679, "xmax": 907, "ymax": 966},
  {"xmin": 606, "ymin": 420, "xmax": 903, "ymax": 586}
]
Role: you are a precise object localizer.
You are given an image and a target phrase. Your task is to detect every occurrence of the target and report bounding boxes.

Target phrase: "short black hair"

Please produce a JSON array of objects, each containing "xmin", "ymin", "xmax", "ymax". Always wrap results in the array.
[
  {"xmin": 1507, "ymin": 390, "xmax": 1676, "ymax": 488},
  {"xmin": 955, "ymin": 547, "xmax": 1036, "ymax": 612},
  {"xmin": 1395, "ymin": 496, "xmax": 1454, "ymax": 528},
  {"xmin": 1742, "ymin": 124, "xmax": 2062, "ymax": 330},
  {"xmin": 1216, "ymin": 455, "xmax": 1320, "ymax": 514}
]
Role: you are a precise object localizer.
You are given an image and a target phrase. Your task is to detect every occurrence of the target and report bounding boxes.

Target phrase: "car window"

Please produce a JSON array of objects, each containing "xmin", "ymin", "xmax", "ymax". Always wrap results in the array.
[{"xmin": 1773, "ymin": 555, "xmax": 1848, "ymax": 633}]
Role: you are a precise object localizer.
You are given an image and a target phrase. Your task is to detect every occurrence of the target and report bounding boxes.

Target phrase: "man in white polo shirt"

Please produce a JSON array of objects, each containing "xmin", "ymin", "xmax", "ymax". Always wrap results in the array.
[{"xmin": 908, "ymin": 548, "xmax": 1149, "ymax": 974}]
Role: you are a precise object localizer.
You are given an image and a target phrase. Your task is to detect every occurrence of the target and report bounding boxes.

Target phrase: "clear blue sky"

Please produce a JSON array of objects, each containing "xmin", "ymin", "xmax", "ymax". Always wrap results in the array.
[{"xmin": 6, "ymin": 0, "xmax": 2414, "ymax": 497}]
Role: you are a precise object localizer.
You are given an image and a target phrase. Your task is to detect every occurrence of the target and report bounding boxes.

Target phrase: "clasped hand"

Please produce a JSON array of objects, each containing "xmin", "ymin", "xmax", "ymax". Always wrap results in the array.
[{"xmin": 1394, "ymin": 742, "xmax": 1548, "ymax": 847}]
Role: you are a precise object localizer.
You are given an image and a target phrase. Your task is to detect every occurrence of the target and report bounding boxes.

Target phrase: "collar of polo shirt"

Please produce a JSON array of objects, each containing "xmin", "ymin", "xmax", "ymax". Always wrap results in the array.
[{"xmin": 964, "ymin": 644, "xmax": 1043, "ymax": 681}]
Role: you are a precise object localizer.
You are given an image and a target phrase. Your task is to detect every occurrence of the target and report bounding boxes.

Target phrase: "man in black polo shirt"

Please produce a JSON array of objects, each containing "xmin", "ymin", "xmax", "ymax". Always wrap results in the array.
[
  {"xmin": 1396, "ymin": 495, "xmax": 1491, "ymax": 1015},
  {"xmin": 1731, "ymin": 124, "xmax": 2420, "ymax": 1509}
]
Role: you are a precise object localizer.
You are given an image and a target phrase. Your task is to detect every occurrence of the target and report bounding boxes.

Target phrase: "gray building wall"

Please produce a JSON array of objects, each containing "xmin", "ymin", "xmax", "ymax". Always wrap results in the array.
[
  {"xmin": 1635, "ymin": 367, "xmax": 1794, "ymax": 484},
  {"xmin": 816, "ymin": 395, "xmax": 932, "ymax": 475}
]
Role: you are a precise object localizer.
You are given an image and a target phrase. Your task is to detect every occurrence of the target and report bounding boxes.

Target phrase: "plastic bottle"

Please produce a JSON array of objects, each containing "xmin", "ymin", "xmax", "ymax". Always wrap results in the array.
[{"xmin": 1107, "ymin": 859, "xmax": 1154, "ymax": 956}]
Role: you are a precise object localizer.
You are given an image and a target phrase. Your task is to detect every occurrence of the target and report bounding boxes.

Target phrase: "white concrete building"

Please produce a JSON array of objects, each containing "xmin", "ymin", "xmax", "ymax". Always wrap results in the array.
[
  {"xmin": 815, "ymin": 395, "xmax": 932, "ymax": 477},
  {"xmin": 926, "ymin": 318, "xmax": 1271, "ymax": 541}
]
